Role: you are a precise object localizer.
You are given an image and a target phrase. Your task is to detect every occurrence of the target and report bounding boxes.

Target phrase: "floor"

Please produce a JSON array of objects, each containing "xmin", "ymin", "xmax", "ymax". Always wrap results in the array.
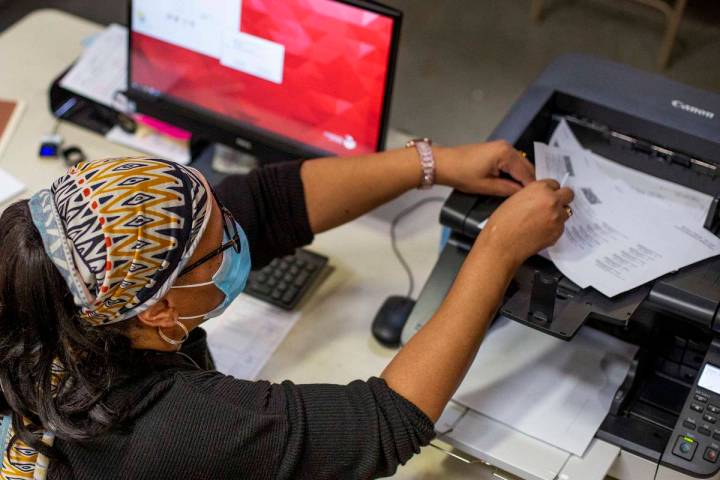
[{"xmin": 1, "ymin": 0, "xmax": 718, "ymax": 145}]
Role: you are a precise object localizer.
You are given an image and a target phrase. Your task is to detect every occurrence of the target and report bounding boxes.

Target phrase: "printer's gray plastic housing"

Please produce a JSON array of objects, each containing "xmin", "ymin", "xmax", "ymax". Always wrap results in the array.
[{"xmin": 401, "ymin": 54, "xmax": 720, "ymax": 478}]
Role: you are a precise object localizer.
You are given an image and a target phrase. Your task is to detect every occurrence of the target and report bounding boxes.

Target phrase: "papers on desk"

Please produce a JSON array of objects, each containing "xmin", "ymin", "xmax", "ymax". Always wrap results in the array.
[
  {"xmin": 59, "ymin": 24, "xmax": 127, "ymax": 108},
  {"xmin": 203, "ymin": 294, "xmax": 302, "ymax": 380},
  {"xmin": 0, "ymin": 168, "xmax": 25, "ymax": 204},
  {"xmin": 454, "ymin": 316, "xmax": 638, "ymax": 457},
  {"xmin": 536, "ymin": 120, "xmax": 720, "ymax": 297},
  {"xmin": 61, "ymin": 24, "xmax": 192, "ymax": 164}
]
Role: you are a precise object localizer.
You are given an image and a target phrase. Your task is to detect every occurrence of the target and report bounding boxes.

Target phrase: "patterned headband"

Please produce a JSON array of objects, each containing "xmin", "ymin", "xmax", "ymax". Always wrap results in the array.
[{"xmin": 28, "ymin": 157, "xmax": 211, "ymax": 326}]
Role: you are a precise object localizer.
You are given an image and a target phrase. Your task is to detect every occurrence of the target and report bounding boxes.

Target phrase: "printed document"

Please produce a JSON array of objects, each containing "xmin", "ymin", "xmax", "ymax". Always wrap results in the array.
[
  {"xmin": 60, "ymin": 24, "xmax": 128, "ymax": 108},
  {"xmin": 535, "ymin": 120, "xmax": 720, "ymax": 297},
  {"xmin": 203, "ymin": 294, "xmax": 301, "ymax": 380}
]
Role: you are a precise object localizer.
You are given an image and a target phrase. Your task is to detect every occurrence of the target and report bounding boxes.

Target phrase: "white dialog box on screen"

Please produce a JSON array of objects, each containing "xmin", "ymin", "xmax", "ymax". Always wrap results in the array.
[
  {"xmin": 133, "ymin": 0, "xmax": 241, "ymax": 58},
  {"xmin": 220, "ymin": 31, "xmax": 285, "ymax": 84}
]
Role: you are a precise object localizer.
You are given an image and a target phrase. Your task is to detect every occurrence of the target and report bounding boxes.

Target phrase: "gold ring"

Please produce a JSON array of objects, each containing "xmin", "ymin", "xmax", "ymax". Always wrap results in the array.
[
  {"xmin": 565, "ymin": 206, "xmax": 573, "ymax": 218},
  {"xmin": 520, "ymin": 151, "xmax": 527, "ymax": 158}
]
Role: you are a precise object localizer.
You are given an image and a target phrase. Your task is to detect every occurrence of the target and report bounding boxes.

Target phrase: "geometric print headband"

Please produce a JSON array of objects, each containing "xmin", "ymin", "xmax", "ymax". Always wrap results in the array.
[{"xmin": 28, "ymin": 157, "xmax": 211, "ymax": 326}]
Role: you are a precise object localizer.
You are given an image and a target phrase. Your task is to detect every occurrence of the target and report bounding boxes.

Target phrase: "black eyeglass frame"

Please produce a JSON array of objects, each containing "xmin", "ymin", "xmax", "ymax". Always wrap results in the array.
[{"xmin": 179, "ymin": 191, "xmax": 241, "ymax": 277}]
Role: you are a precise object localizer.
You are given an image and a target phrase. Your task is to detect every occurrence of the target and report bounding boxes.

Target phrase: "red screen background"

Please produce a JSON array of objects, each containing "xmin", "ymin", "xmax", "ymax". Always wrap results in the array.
[{"xmin": 131, "ymin": 0, "xmax": 395, "ymax": 155}]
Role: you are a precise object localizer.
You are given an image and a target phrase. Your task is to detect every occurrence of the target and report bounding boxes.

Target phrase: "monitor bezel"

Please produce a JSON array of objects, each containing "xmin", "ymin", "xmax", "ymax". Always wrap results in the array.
[{"xmin": 126, "ymin": 0, "xmax": 403, "ymax": 161}]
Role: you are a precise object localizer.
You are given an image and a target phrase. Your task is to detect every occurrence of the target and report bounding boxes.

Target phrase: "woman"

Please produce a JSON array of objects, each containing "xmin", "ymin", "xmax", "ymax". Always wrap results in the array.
[{"xmin": 0, "ymin": 141, "xmax": 573, "ymax": 479}]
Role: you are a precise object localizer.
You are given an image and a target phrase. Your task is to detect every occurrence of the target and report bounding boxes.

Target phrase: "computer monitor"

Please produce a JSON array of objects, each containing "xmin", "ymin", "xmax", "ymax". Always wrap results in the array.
[{"xmin": 127, "ymin": 0, "xmax": 402, "ymax": 162}]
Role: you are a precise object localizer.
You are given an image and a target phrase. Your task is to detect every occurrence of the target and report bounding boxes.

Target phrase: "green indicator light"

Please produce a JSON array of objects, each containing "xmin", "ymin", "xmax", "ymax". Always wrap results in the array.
[{"xmin": 684, "ymin": 436, "xmax": 695, "ymax": 443}]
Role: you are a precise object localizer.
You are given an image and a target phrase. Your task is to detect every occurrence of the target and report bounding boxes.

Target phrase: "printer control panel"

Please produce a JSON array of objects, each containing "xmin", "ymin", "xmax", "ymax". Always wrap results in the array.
[{"xmin": 663, "ymin": 348, "xmax": 720, "ymax": 477}]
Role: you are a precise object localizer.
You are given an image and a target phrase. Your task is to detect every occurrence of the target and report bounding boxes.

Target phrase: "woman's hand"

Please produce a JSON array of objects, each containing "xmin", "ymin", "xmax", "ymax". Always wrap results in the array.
[
  {"xmin": 475, "ymin": 179, "xmax": 575, "ymax": 269},
  {"xmin": 382, "ymin": 181, "xmax": 572, "ymax": 422},
  {"xmin": 435, "ymin": 141, "xmax": 535, "ymax": 196}
]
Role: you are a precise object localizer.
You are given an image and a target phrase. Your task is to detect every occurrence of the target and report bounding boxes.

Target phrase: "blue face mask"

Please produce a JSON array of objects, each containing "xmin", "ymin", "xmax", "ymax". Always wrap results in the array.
[{"xmin": 174, "ymin": 221, "xmax": 251, "ymax": 321}]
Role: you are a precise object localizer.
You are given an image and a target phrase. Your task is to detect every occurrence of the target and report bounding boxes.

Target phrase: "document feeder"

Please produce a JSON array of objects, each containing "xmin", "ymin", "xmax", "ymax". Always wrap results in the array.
[{"xmin": 402, "ymin": 55, "xmax": 720, "ymax": 478}]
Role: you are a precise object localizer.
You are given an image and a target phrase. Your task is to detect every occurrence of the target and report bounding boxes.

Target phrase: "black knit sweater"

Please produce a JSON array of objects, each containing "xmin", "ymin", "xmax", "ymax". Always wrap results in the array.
[{"xmin": 49, "ymin": 161, "xmax": 436, "ymax": 479}]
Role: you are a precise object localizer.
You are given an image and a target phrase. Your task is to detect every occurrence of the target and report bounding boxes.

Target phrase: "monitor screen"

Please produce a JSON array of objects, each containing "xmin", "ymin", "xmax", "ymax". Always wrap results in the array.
[
  {"xmin": 129, "ymin": 0, "xmax": 399, "ymax": 156},
  {"xmin": 699, "ymin": 363, "xmax": 720, "ymax": 394}
]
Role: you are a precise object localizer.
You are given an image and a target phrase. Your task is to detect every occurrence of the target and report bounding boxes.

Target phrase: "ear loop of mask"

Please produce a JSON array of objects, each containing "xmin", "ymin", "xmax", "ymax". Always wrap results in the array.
[
  {"xmin": 172, "ymin": 267, "xmax": 226, "ymax": 321},
  {"xmin": 171, "ymin": 188, "xmax": 219, "ymax": 322}
]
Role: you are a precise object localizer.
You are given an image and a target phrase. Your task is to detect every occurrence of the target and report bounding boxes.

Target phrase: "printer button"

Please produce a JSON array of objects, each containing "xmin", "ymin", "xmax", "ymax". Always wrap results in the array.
[
  {"xmin": 708, "ymin": 404, "xmax": 720, "ymax": 414},
  {"xmin": 684, "ymin": 418, "xmax": 697, "ymax": 430},
  {"xmin": 674, "ymin": 435, "xmax": 698, "ymax": 461},
  {"xmin": 691, "ymin": 403, "xmax": 706, "ymax": 413},
  {"xmin": 714, "ymin": 430, "xmax": 720, "ymax": 441},
  {"xmin": 705, "ymin": 447, "xmax": 719, "ymax": 463},
  {"xmin": 704, "ymin": 414, "xmax": 717, "ymax": 424},
  {"xmin": 696, "ymin": 394, "xmax": 709, "ymax": 404},
  {"xmin": 699, "ymin": 425, "xmax": 713, "ymax": 437}
]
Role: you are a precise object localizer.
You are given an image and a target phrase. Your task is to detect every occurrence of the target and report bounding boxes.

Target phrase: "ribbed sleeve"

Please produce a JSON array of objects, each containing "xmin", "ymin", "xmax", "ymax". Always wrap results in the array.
[
  {"xmin": 215, "ymin": 160, "xmax": 314, "ymax": 269},
  {"xmin": 277, "ymin": 378, "xmax": 436, "ymax": 479}
]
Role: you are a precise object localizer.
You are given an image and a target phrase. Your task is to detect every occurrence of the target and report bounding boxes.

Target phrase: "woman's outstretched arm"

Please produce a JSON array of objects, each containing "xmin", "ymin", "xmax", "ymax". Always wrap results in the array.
[
  {"xmin": 382, "ymin": 180, "xmax": 574, "ymax": 421},
  {"xmin": 300, "ymin": 141, "xmax": 535, "ymax": 233}
]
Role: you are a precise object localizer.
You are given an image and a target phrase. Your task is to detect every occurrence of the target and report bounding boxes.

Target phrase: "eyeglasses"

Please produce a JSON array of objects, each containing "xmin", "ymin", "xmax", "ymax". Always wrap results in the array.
[{"xmin": 179, "ymin": 190, "xmax": 241, "ymax": 277}]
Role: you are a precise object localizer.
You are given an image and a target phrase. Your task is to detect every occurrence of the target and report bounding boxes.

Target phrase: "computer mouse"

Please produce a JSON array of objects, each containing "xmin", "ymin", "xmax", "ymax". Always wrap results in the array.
[{"xmin": 372, "ymin": 295, "xmax": 416, "ymax": 348}]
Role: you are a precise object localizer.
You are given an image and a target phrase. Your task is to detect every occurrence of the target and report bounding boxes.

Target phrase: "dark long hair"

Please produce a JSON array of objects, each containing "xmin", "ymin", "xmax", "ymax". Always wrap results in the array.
[{"xmin": 0, "ymin": 200, "xmax": 136, "ymax": 457}]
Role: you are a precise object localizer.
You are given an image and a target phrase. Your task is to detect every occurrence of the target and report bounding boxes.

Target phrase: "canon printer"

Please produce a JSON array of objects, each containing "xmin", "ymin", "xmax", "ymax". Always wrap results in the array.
[{"xmin": 401, "ymin": 55, "xmax": 720, "ymax": 479}]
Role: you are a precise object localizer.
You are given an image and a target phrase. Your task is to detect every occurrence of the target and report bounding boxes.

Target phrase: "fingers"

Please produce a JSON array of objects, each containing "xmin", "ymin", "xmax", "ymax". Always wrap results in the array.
[
  {"xmin": 556, "ymin": 186, "xmax": 575, "ymax": 205},
  {"xmin": 476, "ymin": 178, "xmax": 523, "ymax": 197},
  {"xmin": 536, "ymin": 178, "xmax": 561, "ymax": 190},
  {"xmin": 498, "ymin": 144, "xmax": 535, "ymax": 186}
]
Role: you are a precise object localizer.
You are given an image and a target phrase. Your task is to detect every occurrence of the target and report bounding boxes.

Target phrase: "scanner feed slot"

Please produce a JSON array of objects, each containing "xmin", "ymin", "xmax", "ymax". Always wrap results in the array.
[{"xmin": 556, "ymin": 113, "xmax": 719, "ymax": 182}]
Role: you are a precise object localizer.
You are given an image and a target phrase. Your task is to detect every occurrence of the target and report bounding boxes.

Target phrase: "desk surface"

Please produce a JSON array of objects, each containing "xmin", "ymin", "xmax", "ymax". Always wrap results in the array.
[{"xmin": 0, "ymin": 9, "xmax": 512, "ymax": 479}]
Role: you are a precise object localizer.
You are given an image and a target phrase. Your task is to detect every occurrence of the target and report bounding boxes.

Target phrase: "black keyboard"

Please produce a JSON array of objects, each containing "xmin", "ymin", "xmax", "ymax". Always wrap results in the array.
[{"xmin": 245, "ymin": 249, "xmax": 329, "ymax": 310}]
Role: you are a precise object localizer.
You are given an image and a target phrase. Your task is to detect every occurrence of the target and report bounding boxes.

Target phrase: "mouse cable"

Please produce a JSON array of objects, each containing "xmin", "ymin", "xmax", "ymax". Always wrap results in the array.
[{"xmin": 390, "ymin": 196, "xmax": 446, "ymax": 298}]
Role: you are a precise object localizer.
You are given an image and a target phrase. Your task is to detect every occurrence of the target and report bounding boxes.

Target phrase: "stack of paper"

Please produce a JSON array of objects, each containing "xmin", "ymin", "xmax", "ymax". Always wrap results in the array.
[
  {"xmin": 59, "ymin": 24, "xmax": 192, "ymax": 164},
  {"xmin": 454, "ymin": 316, "xmax": 638, "ymax": 457},
  {"xmin": 59, "ymin": 24, "xmax": 128, "ymax": 108},
  {"xmin": 535, "ymin": 120, "xmax": 720, "ymax": 297}
]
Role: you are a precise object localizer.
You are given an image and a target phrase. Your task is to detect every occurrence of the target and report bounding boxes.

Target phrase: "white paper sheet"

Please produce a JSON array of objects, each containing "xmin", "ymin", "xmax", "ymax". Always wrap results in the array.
[
  {"xmin": 202, "ymin": 294, "xmax": 302, "ymax": 380},
  {"xmin": 0, "ymin": 168, "xmax": 25, "ymax": 204},
  {"xmin": 549, "ymin": 118, "xmax": 584, "ymax": 151},
  {"xmin": 533, "ymin": 123, "xmax": 720, "ymax": 297},
  {"xmin": 59, "ymin": 24, "xmax": 128, "ymax": 108},
  {"xmin": 454, "ymin": 316, "xmax": 638, "ymax": 456}
]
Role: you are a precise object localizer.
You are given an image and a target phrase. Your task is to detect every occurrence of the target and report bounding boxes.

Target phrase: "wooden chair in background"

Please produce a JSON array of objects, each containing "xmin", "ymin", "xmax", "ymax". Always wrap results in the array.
[{"xmin": 530, "ymin": 0, "xmax": 689, "ymax": 69}]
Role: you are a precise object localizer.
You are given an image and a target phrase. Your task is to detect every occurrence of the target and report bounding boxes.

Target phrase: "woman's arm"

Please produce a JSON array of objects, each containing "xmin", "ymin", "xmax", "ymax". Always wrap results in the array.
[
  {"xmin": 382, "ymin": 180, "xmax": 575, "ymax": 421},
  {"xmin": 301, "ymin": 140, "xmax": 535, "ymax": 234},
  {"xmin": 216, "ymin": 162, "xmax": 313, "ymax": 268}
]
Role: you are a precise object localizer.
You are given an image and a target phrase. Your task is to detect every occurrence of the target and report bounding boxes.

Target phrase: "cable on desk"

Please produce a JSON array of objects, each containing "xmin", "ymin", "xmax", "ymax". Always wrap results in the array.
[{"xmin": 390, "ymin": 196, "xmax": 445, "ymax": 298}]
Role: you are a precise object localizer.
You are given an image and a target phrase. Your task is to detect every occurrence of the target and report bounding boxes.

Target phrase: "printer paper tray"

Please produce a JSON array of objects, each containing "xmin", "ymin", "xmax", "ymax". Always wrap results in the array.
[
  {"xmin": 501, "ymin": 256, "xmax": 651, "ymax": 340},
  {"xmin": 437, "ymin": 401, "xmax": 623, "ymax": 480}
]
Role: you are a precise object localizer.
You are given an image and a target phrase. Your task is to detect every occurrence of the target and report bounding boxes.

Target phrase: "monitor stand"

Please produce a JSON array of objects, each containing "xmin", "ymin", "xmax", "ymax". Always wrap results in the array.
[{"xmin": 189, "ymin": 139, "xmax": 260, "ymax": 186}]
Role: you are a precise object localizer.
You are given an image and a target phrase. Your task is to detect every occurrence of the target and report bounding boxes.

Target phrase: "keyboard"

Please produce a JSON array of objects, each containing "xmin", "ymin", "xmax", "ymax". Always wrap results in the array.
[{"xmin": 245, "ymin": 249, "xmax": 329, "ymax": 310}]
